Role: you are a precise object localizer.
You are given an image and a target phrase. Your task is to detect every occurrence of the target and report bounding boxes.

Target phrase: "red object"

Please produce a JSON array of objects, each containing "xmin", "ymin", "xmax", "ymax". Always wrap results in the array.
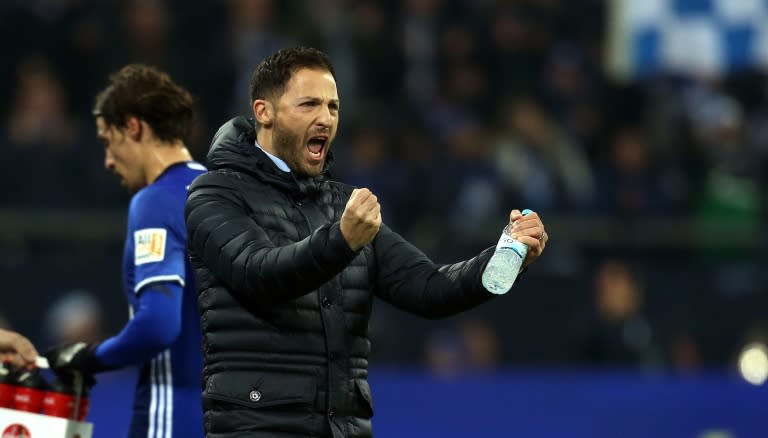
[
  {"xmin": 0, "ymin": 363, "xmax": 17, "ymax": 408},
  {"xmin": 12, "ymin": 369, "xmax": 47, "ymax": 413},
  {"xmin": 42, "ymin": 390, "xmax": 75, "ymax": 419},
  {"xmin": 77, "ymin": 396, "xmax": 89, "ymax": 421},
  {"xmin": 12, "ymin": 386, "xmax": 45, "ymax": 413},
  {"xmin": 2, "ymin": 423, "xmax": 32, "ymax": 438},
  {"xmin": 42, "ymin": 376, "xmax": 91, "ymax": 421},
  {"xmin": 74, "ymin": 377, "xmax": 91, "ymax": 421},
  {"xmin": 0, "ymin": 382, "xmax": 14, "ymax": 409}
]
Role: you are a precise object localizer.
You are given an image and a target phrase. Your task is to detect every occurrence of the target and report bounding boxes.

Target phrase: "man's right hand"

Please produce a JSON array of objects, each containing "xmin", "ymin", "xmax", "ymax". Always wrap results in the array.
[{"xmin": 340, "ymin": 188, "xmax": 382, "ymax": 251}]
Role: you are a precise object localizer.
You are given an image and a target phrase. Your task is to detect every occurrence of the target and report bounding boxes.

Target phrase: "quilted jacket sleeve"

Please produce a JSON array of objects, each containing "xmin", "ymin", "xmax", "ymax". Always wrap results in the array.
[
  {"xmin": 372, "ymin": 224, "xmax": 497, "ymax": 319},
  {"xmin": 185, "ymin": 172, "xmax": 358, "ymax": 304}
]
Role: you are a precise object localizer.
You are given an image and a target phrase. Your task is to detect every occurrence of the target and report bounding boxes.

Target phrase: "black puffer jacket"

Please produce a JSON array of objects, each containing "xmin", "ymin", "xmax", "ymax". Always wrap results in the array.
[{"xmin": 185, "ymin": 116, "xmax": 497, "ymax": 437}]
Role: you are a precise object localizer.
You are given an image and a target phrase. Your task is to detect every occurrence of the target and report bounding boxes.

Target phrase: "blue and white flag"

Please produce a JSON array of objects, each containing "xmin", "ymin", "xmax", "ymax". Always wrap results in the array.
[{"xmin": 607, "ymin": 0, "xmax": 768, "ymax": 80}]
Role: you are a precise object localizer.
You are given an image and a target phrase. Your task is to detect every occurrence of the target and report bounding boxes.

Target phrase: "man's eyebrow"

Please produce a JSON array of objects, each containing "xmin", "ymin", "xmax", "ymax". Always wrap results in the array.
[{"xmin": 297, "ymin": 96, "xmax": 340, "ymax": 103}]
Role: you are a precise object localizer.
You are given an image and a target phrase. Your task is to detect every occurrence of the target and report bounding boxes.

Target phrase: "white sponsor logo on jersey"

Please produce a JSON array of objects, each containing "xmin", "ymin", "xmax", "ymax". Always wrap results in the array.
[{"xmin": 134, "ymin": 228, "xmax": 167, "ymax": 265}]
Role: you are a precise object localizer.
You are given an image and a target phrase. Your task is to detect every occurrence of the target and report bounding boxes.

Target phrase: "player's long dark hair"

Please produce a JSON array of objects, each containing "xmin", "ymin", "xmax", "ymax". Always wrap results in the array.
[{"xmin": 93, "ymin": 64, "xmax": 194, "ymax": 143}]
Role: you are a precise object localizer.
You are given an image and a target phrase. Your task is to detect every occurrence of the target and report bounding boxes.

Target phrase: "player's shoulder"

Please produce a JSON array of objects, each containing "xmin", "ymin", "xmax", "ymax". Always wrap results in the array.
[
  {"xmin": 161, "ymin": 161, "xmax": 207, "ymax": 187},
  {"xmin": 131, "ymin": 182, "xmax": 173, "ymax": 207},
  {"xmin": 128, "ymin": 181, "xmax": 185, "ymax": 222},
  {"xmin": 135, "ymin": 162, "xmax": 206, "ymax": 201}
]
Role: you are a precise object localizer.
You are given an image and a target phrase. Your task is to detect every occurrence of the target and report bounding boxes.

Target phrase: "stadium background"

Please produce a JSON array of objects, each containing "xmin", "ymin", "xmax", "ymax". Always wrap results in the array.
[{"xmin": 1, "ymin": 0, "xmax": 767, "ymax": 436}]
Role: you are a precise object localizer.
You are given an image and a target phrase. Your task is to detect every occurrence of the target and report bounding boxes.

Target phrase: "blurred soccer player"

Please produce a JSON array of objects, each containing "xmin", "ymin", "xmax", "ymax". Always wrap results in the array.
[{"xmin": 45, "ymin": 65, "xmax": 206, "ymax": 438}]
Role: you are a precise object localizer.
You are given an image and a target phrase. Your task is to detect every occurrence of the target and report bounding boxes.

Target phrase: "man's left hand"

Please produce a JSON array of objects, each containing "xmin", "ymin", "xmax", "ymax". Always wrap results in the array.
[
  {"xmin": 45, "ymin": 342, "xmax": 103, "ymax": 375},
  {"xmin": 508, "ymin": 209, "xmax": 548, "ymax": 268}
]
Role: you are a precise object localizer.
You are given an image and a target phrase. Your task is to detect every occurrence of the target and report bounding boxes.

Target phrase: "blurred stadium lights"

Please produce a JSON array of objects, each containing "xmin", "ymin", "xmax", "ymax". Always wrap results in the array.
[
  {"xmin": 607, "ymin": 0, "xmax": 768, "ymax": 81},
  {"xmin": 738, "ymin": 342, "xmax": 768, "ymax": 386}
]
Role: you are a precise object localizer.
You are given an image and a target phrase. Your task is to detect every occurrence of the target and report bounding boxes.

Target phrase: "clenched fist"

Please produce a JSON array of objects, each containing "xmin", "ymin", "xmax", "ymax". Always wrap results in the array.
[
  {"xmin": 507, "ymin": 209, "xmax": 548, "ymax": 268},
  {"xmin": 340, "ymin": 188, "xmax": 382, "ymax": 251}
]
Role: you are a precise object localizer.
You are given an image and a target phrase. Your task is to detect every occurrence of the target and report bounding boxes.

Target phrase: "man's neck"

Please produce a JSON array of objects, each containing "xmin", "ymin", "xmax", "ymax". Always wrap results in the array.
[
  {"xmin": 144, "ymin": 141, "xmax": 193, "ymax": 184},
  {"xmin": 256, "ymin": 128, "xmax": 292, "ymax": 173},
  {"xmin": 256, "ymin": 129, "xmax": 277, "ymax": 156}
]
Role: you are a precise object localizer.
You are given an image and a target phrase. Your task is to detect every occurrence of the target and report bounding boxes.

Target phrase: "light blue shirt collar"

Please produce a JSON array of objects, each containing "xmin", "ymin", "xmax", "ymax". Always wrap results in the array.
[{"xmin": 255, "ymin": 140, "xmax": 290, "ymax": 173}]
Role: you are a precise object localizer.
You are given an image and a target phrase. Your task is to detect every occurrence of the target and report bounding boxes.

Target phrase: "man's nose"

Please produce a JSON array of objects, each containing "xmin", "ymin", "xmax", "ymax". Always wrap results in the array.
[
  {"xmin": 316, "ymin": 104, "xmax": 335, "ymax": 127},
  {"xmin": 104, "ymin": 152, "xmax": 115, "ymax": 169}
]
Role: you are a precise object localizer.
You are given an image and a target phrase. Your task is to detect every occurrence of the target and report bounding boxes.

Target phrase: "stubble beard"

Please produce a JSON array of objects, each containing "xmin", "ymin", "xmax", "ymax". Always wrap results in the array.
[{"xmin": 272, "ymin": 118, "xmax": 324, "ymax": 178}]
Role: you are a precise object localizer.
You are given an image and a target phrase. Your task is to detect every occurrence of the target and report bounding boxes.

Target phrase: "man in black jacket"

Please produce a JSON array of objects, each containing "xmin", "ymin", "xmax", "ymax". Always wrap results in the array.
[{"xmin": 185, "ymin": 47, "xmax": 548, "ymax": 438}]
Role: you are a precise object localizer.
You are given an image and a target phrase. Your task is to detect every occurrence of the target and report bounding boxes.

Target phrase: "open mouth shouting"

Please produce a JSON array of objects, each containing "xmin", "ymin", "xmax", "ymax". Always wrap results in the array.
[{"xmin": 306, "ymin": 135, "xmax": 328, "ymax": 163}]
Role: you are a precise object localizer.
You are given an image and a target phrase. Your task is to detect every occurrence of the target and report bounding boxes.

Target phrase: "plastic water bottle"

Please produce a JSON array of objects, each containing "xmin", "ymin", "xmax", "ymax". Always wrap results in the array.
[{"xmin": 481, "ymin": 209, "xmax": 532, "ymax": 295}]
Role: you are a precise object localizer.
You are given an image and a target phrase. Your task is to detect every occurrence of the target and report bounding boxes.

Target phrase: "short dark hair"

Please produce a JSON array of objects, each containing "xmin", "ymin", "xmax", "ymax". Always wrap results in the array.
[
  {"xmin": 93, "ymin": 64, "xmax": 194, "ymax": 143},
  {"xmin": 249, "ymin": 47, "xmax": 335, "ymax": 104}
]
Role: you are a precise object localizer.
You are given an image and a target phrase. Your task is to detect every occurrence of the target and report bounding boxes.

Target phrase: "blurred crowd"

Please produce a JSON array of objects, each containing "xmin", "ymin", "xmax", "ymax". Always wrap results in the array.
[{"xmin": 1, "ymin": 0, "xmax": 767, "ymax": 374}]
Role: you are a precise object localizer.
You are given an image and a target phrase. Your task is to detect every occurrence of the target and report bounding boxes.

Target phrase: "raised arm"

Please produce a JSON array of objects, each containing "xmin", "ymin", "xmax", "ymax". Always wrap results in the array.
[{"xmin": 185, "ymin": 172, "xmax": 358, "ymax": 305}]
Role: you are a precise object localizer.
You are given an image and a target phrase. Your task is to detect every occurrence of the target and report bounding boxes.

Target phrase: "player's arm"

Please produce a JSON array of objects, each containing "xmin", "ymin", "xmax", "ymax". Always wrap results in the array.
[
  {"xmin": 372, "ymin": 224, "xmax": 496, "ymax": 319},
  {"xmin": 47, "ymin": 188, "xmax": 186, "ymax": 374},
  {"xmin": 185, "ymin": 173, "xmax": 358, "ymax": 305},
  {"xmin": 95, "ymin": 282, "xmax": 182, "ymax": 367},
  {"xmin": 43, "ymin": 282, "xmax": 182, "ymax": 374}
]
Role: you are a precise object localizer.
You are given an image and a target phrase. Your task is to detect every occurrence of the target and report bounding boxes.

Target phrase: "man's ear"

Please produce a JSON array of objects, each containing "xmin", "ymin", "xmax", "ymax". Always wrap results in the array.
[
  {"xmin": 124, "ymin": 116, "xmax": 143, "ymax": 141},
  {"xmin": 253, "ymin": 99, "xmax": 274, "ymax": 127}
]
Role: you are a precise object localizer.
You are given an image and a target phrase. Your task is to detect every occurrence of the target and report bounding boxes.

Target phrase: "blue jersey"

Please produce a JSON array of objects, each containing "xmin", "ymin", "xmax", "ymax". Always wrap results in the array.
[{"xmin": 121, "ymin": 161, "xmax": 206, "ymax": 438}]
